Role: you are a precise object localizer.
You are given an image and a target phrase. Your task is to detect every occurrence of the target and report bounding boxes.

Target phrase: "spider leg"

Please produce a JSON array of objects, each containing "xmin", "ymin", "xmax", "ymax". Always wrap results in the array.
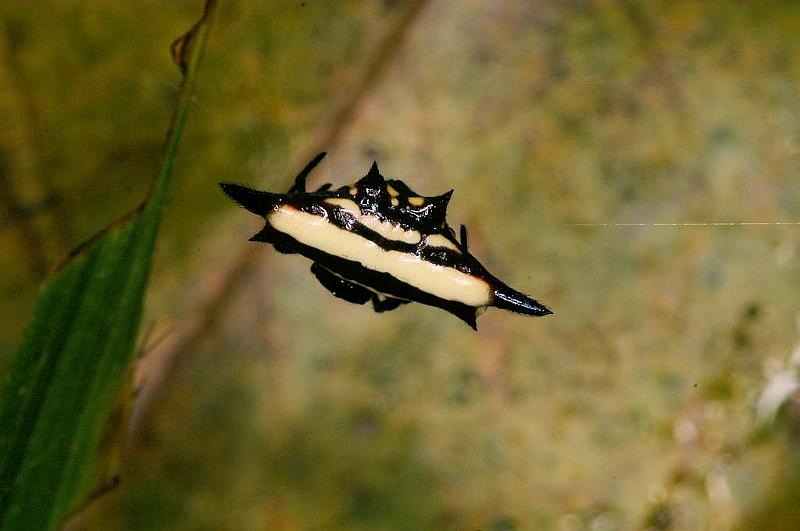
[
  {"xmin": 371, "ymin": 295, "xmax": 410, "ymax": 313},
  {"xmin": 310, "ymin": 262, "xmax": 371, "ymax": 305},
  {"xmin": 288, "ymin": 151, "xmax": 327, "ymax": 193}
]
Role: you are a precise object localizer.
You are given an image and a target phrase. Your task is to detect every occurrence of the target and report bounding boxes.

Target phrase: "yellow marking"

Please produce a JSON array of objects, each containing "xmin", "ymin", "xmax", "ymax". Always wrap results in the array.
[
  {"xmin": 269, "ymin": 206, "xmax": 491, "ymax": 306},
  {"xmin": 408, "ymin": 197, "xmax": 425, "ymax": 207},
  {"xmin": 386, "ymin": 185, "xmax": 399, "ymax": 197},
  {"xmin": 391, "ymin": 197, "xmax": 400, "ymax": 207},
  {"xmin": 325, "ymin": 198, "xmax": 421, "ymax": 244},
  {"xmin": 349, "ymin": 186, "xmax": 358, "ymax": 196}
]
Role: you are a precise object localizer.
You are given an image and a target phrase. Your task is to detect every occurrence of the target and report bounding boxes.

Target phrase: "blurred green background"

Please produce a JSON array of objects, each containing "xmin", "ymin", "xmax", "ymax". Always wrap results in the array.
[{"xmin": 2, "ymin": 1, "xmax": 800, "ymax": 529}]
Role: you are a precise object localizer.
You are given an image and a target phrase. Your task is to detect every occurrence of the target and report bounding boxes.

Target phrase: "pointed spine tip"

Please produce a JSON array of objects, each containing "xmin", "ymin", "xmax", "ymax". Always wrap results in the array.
[
  {"xmin": 310, "ymin": 151, "xmax": 327, "ymax": 166},
  {"xmin": 492, "ymin": 286, "xmax": 552, "ymax": 317},
  {"xmin": 220, "ymin": 182, "xmax": 275, "ymax": 216},
  {"xmin": 434, "ymin": 189, "xmax": 454, "ymax": 207}
]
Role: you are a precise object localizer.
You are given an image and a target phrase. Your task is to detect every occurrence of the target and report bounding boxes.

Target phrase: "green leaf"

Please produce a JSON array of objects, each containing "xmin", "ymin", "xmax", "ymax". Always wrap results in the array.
[{"xmin": 0, "ymin": 3, "xmax": 215, "ymax": 530}]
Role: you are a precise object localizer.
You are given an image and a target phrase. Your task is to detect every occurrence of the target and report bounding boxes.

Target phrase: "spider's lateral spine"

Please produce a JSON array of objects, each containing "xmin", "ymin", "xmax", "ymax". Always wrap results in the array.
[{"xmin": 218, "ymin": 183, "xmax": 278, "ymax": 217}]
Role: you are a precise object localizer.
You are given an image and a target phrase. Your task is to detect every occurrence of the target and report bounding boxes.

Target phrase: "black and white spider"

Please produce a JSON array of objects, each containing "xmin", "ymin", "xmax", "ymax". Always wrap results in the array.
[{"xmin": 221, "ymin": 153, "xmax": 551, "ymax": 329}]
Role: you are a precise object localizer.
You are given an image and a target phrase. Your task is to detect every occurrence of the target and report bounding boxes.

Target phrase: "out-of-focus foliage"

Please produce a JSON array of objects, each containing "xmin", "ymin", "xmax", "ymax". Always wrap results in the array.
[
  {"xmin": 1, "ymin": 1, "xmax": 800, "ymax": 530},
  {"xmin": 0, "ymin": 3, "xmax": 212, "ymax": 529}
]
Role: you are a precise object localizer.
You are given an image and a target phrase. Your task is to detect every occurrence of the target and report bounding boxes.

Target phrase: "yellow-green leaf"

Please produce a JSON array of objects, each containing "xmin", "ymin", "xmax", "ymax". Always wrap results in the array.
[{"xmin": 0, "ymin": 2, "xmax": 215, "ymax": 529}]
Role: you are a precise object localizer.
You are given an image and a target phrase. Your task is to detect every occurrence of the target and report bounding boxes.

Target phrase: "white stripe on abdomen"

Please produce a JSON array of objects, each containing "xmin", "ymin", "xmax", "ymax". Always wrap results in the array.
[
  {"xmin": 325, "ymin": 198, "xmax": 421, "ymax": 244},
  {"xmin": 425, "ymin": 234, "xmax": 461, "ymax": 253},
  {"xmin": 269, "ymin": 205, "xmax": 491, "ymax": 307}
]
